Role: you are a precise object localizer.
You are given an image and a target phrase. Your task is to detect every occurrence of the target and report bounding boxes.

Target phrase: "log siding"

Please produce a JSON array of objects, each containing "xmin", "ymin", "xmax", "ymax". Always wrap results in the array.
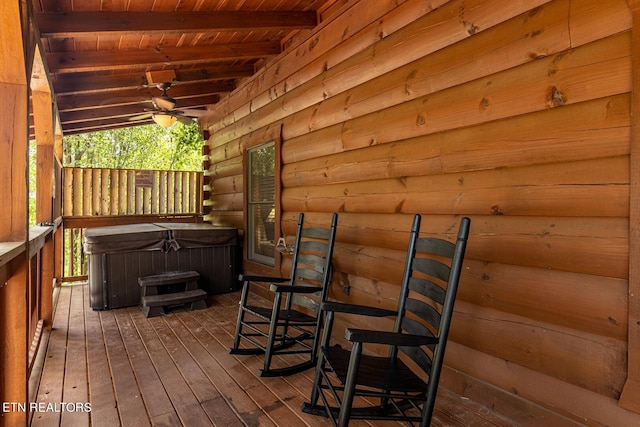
[{"xmin": 202, "ymin": 0, "xmax": 640, "ymax": 425}]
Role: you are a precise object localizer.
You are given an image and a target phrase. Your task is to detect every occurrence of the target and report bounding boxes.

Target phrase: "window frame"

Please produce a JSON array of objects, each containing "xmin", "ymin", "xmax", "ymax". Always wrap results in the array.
[
  {"xmin": 243, "ymin": 133, "xmax": 281, "ymax": 276},
  {"xmin": 246, "ymin": 140, "xmax": 276, "ymax": 266}
]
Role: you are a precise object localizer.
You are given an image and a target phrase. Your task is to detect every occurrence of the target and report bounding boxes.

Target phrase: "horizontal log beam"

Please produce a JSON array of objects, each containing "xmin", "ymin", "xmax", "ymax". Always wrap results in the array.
[
  {"xmin": 46, "ymin": 42, "xmax": 281, "ymax": 73},
  {"xmin": 59, "ymin": 98, "xmax": 212, "ymax": 124},
  {"xmin": 59, "ymin": 104, "xmax": 159, "ymax": 124},
  {"xmin": 61, "ymin": 119, "xmax": 154, "ymax": 136},
  {"xmin": 282, "ymin": 209, "xmax": 628, "ymax": 280},
  {"xmin": 36, "ymin": 11, "xmax": 317, "ymax": 37},
  {"xmin": 57, "ymin": 84, "xmax": 224, "ymax": 111},
  {"xmin": 52, "ymin": 65, "xmax": 254, "ymax": 95},
  {"xmin": 32, "ymin": 94, "xmax": 219, "ymax": 137}
]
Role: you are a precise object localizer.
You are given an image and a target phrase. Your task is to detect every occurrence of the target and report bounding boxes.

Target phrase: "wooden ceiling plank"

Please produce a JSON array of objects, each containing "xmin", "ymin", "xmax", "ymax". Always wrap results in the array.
[
  {"xmin": 46, "ymin": 42, "xmax": 281, "ymax": 73},
  {"xmin": 125, "ymin": 0, "xmax": 157, "ymax": 12},
  {"xmin": 71, "ymin": 0, "xmax": 101, "ymax": 12},
  {"xmin": 32, "ymin": 0, "xmax": 343, "ymax": 135},
  {"xmin": 36, "ymin": 11, "xmax": 318, "ymax": 37},
  {"xmin": 100, "ymin": 0, "xmax": 129, "ymax": 12}
]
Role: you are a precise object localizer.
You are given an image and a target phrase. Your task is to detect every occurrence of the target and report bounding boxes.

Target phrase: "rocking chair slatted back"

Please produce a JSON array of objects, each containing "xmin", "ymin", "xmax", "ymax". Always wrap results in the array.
[
  {"xmin": 302, "ymin": 214, "xmax": 470, "ymax": 426},
  {"xmin": 230, "ymin": 212, "xmax": 338, "ymax": 377}
]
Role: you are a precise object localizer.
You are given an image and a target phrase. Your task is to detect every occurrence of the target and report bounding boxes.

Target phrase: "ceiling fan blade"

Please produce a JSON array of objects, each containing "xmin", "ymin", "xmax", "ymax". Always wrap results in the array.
[
  {"xmin": 176, "ymin": 115, "xmax": 195, "ymax": 125},
  {"xmin": 129, "ymin": 113, "xmax": 153, "ymax": 121},
  {"xmin": 178, "ymin": 108, "xmax": 208, "ymax": 118},
  {"xmin": 152, "ymin": 96, "xmax": 177, "ymax": 111}
]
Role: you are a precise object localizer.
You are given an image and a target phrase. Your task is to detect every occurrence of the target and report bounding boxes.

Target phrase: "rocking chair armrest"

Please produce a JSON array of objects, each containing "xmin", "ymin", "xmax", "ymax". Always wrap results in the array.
[
  {"xmin": 269, "ymin": 284, "xmax": 320, "ymax": 293},
  {"xmin": 345, "ymin": 328, "xmax": 438, "ymax": 347},
  {"xmin": 321, "ymin": 301, "xmax": 397, "ymax": 318},
  {"xmin": 239, "ymin": 274, "xmax": 289, "ymax": 284}
]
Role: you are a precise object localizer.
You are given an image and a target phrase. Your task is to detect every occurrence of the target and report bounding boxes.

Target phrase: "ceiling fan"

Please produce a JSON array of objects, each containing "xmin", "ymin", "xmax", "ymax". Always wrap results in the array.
[{"xmin": 129, "ymin": 83, "xmax": 207, "ymax": 128}]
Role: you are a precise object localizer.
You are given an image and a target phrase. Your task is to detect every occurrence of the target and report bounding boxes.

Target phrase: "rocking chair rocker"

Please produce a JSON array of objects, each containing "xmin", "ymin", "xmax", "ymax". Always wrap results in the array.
[
  {"xmin": 302, "ymin": 214, "xmax": 470, "ymax": 426},
  {"xmin": 230, "ymin": 212, "xmax": 338, "ymax": 377}
]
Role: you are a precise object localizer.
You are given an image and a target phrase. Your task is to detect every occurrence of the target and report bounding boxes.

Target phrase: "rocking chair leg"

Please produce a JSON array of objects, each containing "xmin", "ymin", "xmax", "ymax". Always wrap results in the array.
[
  {"xmin": 260, "ymin": 293, "xmax": 283, "ymax": 376},
  {"xmin": 307, "ymin": 358, "xmax": 325, "ymax": 408},
  {"xmin": 231, "ymin": 309, "xmax": 245, "ymax": 351},
  {"xmin": 231, "ymin": 281, "xmax": 250, "ymax": 352},
  {"xmin": 337, "ymin": 342, "xmax": 363, "ymax": 427}
]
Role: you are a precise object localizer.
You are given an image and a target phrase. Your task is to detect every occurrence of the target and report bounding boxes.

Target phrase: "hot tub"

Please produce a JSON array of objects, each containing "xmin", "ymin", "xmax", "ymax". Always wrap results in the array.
[{"xmin": 84, "ymin": 223, "xmax": 239, "ymax": 310}]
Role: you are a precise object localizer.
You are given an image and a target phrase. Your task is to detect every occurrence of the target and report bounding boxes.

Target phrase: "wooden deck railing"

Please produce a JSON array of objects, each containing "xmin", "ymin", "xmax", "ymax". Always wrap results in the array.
[
  {"xmin": 62, "ymin": 167, "xmax": 204, "ymax": 279},
  {"xmin": 63, "ymin": 167, "xmax": 203, "ymax": 216},
  {"xmin": 0, "ymin": 222, "xmax": 58, "ymax": 424}
]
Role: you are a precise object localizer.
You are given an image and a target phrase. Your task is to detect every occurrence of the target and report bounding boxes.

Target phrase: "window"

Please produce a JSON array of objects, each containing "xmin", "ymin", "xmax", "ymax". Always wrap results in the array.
[{"xmin": 247, "ymin": 141, "xmax": 276, "ymax": 266}]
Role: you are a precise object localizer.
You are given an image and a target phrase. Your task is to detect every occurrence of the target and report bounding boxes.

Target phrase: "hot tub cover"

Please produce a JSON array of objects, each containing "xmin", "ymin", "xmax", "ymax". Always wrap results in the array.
[
  {"xmin": 155, "ymin": 223, "xmax": 237, "ymax": 250},
  {"xmin": 83, "ymin": 223, "xmax": 167, "ymax": 254},
  {"xmin": 84, "ymin": 223, "xmax": 238, "ymax": 254}
]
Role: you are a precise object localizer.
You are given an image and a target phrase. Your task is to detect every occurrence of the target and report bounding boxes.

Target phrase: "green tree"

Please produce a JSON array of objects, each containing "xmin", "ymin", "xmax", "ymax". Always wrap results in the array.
[{"xmin": 63, "ymin": 122, "xmax": 203, "ymax": 170}]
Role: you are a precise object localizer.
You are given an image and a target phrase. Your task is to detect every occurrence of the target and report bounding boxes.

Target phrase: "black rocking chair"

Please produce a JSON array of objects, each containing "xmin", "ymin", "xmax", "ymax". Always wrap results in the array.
[
  {"xmin": 302, "ymin": 214, "xmax": 470, "ymax": 426},
  {"xmin": 230, "ymin": 212, "xmax": 338, "ymax": 377}
]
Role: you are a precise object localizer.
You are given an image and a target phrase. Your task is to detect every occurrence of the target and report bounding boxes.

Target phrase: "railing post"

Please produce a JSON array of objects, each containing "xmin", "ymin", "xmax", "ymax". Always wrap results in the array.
[
  {"xmin": 0, "ymin": 258, "xmax": 29, "ymax": 427},
  {"xmin": 40, "ymin": 237, "xmax": 54, "ymax": 325},
  {"xmin": 0, "ymin": 0, "xmax": 31, "ymax": 425}
]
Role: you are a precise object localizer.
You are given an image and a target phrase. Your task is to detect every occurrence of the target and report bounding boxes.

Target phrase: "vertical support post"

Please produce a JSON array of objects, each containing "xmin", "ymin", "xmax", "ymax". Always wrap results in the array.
[
  {"xmin": 31, "ymin": 45, "xmax": 56, "ymax": 327},
  {"xmin": 54, "ymin": 225, "xmax": 63, "ymax": 280},
  {"xmin": 620, "ymin": 0, "xmax": 640, "ymax": 413},
  {"xmin": 0, "ymin": 259, "xmax": 29, "ymax": 427},
  {"xmin": 32, "ymin": 47, "xmax": 54, "ymax": 225},
  {"xmin": 0, "ymin": 1, "xmax": 32, "ymax": 425},
  {"xmin": 40, "ymin": 238, "xmax": 54, "ymax": 325}
]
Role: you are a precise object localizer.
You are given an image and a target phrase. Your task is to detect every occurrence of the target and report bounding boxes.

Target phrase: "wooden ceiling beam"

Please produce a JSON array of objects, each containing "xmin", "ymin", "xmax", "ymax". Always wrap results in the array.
[
  {"xmin": 53, "ymin": 73, "xmax": 148, "ymax": 95},
  {"xmin": 56, "ymin": 83, "xmax": 228, "ymax": 111},
  {"xmin": 36, "ymin": 11, "xmax": 317, "ymax": 37},
  {"xmin": 61, "ymin": 119, "xmax": 156, "ymax": 136},
  {"xmin": 59, "ymin": 97, "xmax": 216, "ymax": 123},
  {"xmin": 52, "ymin": 65, "xmax": 254, "ymax": 95},
  {"xmin": 60, "ymin": 104, "xmax": 156, "ymax": 124},
  {"xmin": 46, "ymin": 42, "xmax": 280, "ymax": 73}
]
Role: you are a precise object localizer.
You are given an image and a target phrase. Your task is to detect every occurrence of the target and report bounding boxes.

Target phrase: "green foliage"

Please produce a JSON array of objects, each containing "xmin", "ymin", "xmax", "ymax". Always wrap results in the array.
[
  {"xmin": 63, "ymin": 121, "xmax": 203, "ymax": 170},
  {"xmin": 29, "ymin": 141, "xmax": 36, "ymax": 226},
  {"xmin": 27, "ymin": 122, "xmax": 203, "ymax": 226}
]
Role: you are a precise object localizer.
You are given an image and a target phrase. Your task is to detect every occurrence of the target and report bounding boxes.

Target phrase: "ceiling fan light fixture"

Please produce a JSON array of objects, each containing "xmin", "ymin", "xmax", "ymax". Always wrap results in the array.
[{"xmin": 152, "ymin": 113, "xmax": 177, "ymax": 128}]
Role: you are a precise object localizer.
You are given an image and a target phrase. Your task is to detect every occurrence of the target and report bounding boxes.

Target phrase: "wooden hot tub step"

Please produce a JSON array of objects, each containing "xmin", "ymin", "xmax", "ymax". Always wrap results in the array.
[
  {"xmin": 138, "ymin": 271, "xmax": 206, "ymax": 317},
  {"xmin": 141, "ymin": 289, "xmax": 207, "ymax": 318},
  {"xmin": 138, "ymin": 270, "xmax": 200, "ymax": 291}
]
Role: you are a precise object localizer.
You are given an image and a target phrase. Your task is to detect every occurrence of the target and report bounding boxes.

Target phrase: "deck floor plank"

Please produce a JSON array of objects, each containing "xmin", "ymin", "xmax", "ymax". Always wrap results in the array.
[
  {"xmin": 161, "ymin": 314, "xmax": 247, "ymax": 426},
  {"xmin": 128, "ymin": 307, "xmax": 215, "ymax": 426},
  {"xmin": 32, "ymin": 285, "xmax": 525, "ymax": 427},
  {"xmin": 100, "ymin": 310, "xmax": 151, "ymax": 426},
  {"xmin": 83, "ymin": 287, "xmax": 120, "ymax": 427},
  {"xmin": 191, "ymin": 308, "xmax": 322, "ymax": 427},
  {"xmin": 31, "ymin": 285, "xmax": 70, "ymax": 427},
  {"xmin": 113, "ymin": 309, "xmax": 180, "ymax": 424},
  {"xmin": 205, "ymin": 293, "xmax": 401, "ymax": 427},
  {"xmin": 151, "ymin": 316, "xmax": 222, "ymax": 404},
  {"xmin": 202, "ymin": 296, "xmax": 359, "ymax": 427},
  {"xmin": 60, "ymin": 286, "xmax": 89, "ymax": 427},
  {"xmin": 176, "ymin": 310, "xmax": 279, "ymax": 427}
]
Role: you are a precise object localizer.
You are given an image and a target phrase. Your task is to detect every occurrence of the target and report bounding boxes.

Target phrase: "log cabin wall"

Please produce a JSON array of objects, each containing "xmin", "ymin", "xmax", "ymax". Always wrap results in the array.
[{"xmin": 201, "ymin": 0, "xmax": 640, "ymax": 424}]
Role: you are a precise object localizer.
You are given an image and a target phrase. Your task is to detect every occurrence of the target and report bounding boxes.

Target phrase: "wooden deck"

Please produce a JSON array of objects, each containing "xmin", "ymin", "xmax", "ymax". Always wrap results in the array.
[{"xmin": 29, "ymin": 284, "xmax": 519, "ymax": 427}]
